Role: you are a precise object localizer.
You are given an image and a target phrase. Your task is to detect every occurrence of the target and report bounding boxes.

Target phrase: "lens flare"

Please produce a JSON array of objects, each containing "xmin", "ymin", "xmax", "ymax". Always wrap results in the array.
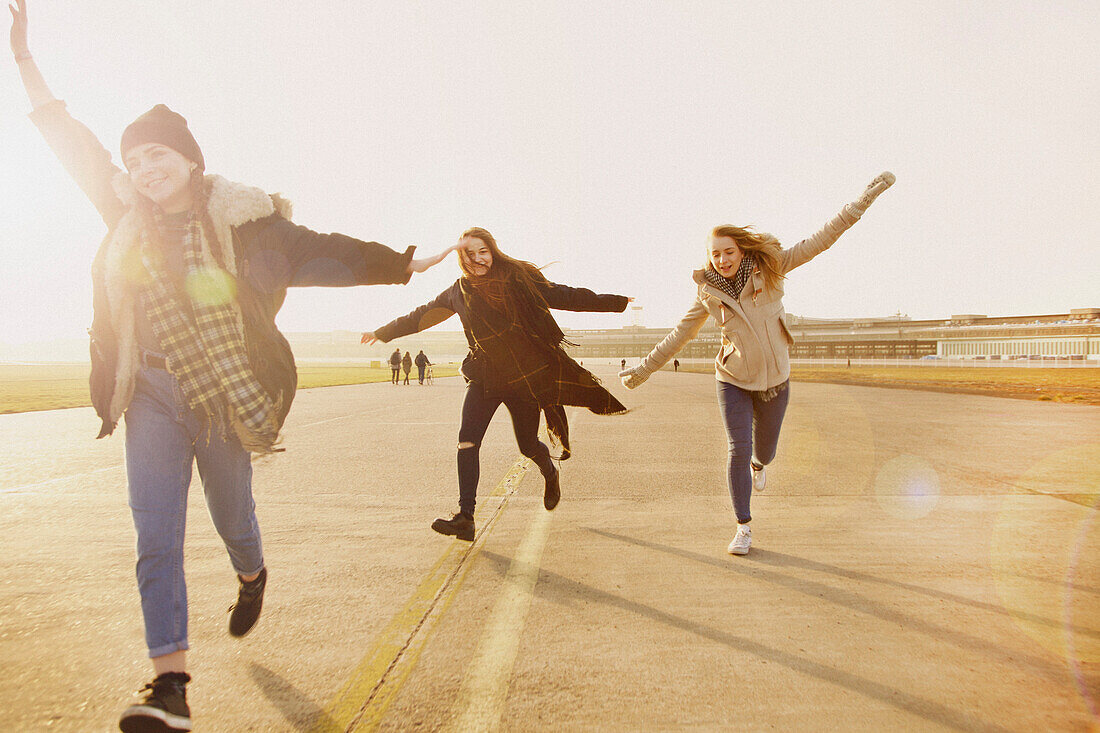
[
  {"xmin": 873, "ymin": 454, "xmax": 940, "ymax": 520},
  {"xmin": 185, "ymin": 267, "xmax": 236, "ymax": 307},
  {"xmin": 780, "ymin": 385, "xmax": 876, "ymax": 494},
  {"xmin": 123, "ymin": 248, "xmax": 153, "ymax": 286},
  {"xmin": 990, "ymin": 443, "xmax": 1100, "ymax": 719}
]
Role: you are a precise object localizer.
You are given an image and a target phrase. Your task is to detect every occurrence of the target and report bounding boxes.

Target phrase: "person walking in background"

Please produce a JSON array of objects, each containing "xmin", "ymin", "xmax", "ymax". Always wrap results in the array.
[
  {"xmin": 363, "ymin": 227, "xmax": 631, "ymax": 540},
  {"xmin": 389, "ymin": 348, "xmax": 402, "ymax": 384},
  {"xmin": 620, "ymin": 172, "xmax": 895, "ymax": 556},
  {"xmin": 673, "ymin": 359, "xmax": 679, "ymax": 372},
  {"xmin": 402, "ymin": 350, "xmax": 413, "ymax": 385},
  {"xmin": 415, "ymin": 349, "xmax": 432, "ymax": 384},
  {"xmin": 621, "ymin": 358, "xmax": 627, "ymax": 369},
  {"xmin": 9, "ymin": 3, "xmax": 455, "ymax": 729}
]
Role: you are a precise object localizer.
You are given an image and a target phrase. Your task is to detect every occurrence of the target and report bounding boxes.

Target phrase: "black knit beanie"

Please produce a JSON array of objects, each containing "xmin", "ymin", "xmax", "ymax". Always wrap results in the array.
[{"xmin": 120, "ymin": 104, "xmax": 205, "ymax": 171}]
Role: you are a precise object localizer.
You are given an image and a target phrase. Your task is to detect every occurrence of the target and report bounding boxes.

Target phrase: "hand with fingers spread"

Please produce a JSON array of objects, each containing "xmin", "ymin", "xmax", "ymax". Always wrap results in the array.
[{"xmin": 360, "ymin": 331, "xmax": 379, "ymax": 345}]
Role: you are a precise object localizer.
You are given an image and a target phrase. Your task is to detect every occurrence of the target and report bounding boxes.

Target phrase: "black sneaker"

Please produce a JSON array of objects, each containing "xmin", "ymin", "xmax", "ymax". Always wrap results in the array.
[
  {"xmin": 228, "ymin": 566, "xmax": 266, "ymax": 637},
  {"xmin": 431, "ymin": 512, "xmax": 475, "ymax": 541},
  {"xmin": 543, "ymin": 465, "xmax": 560, "ymax": 511},
  {"xmin": 119, "ymin": 672, "xmax": 191, "ymax": 732}
]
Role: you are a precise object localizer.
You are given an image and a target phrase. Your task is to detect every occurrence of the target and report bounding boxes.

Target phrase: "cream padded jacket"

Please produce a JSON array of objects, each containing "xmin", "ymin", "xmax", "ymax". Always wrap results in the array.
[{"xmin": 639, "ymin": 205, "xmax": 863, "ymax": 391}]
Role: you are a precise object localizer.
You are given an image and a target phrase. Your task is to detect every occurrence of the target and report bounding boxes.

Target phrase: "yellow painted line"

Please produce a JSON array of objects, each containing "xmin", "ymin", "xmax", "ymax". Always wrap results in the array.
[
  {"xmin": 311, "ymin": 458, "xmax": 532, "ymax": 733},
  {"xmin": 446, "ymin": 506, "xmax": 553, "ymax": 732}
]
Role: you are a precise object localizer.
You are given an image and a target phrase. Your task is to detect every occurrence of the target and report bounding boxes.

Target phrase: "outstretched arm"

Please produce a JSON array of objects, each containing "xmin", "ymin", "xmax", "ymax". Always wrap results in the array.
[
  {"xmin": 407, "ymin": 242, "xmax": 459, "ymax": 275},
  {"xmin": 540, "ymin": 281, "xmax": 632, "ymax": 313},
  {"xmin": 781, "ymin": 171, "xmax": 896, "ymax": 273},
  {"xmin": 362, "ymin": 284, "xmax": 459, "ymax": 345},
  {"xmin": 619, "ymin": 297, "xmax": 708, "ymax": 389},
  {"xmin": 10, "ymin": 0, "xmax": 54, "ymax": 109}
]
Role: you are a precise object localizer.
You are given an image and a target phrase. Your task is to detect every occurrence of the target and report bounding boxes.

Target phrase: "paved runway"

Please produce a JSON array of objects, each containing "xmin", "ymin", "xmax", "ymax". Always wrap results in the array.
[{"xmin": 1, "ymin": 367, "xmax": 1097, "ymax": 731}]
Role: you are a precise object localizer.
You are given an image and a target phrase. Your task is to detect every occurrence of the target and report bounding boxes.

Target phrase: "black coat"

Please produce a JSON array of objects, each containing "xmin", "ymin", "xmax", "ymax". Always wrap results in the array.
[{"xmin": 374, "ymin": 279, "xmax": 628, "ymax": 385}]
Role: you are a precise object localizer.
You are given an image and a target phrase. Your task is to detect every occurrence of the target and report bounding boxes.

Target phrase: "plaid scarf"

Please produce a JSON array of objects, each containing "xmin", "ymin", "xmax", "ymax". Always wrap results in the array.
[
  {"xmin": 704, "ymin": 252, "xmax": 755, "ymax": 301},
  {"xmin": 139, "ymin": 211, "xmax": 279, "ymax": 452},
  {"xmin": 459, "ymin": 276, "xmax": 626, "ymax": 460}
]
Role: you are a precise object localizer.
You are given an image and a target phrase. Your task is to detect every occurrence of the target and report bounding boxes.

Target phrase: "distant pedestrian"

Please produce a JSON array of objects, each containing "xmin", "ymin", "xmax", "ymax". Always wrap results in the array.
[
  {"xmin": 673, "ymin": 359, "xmax": 679, "ymax": 372},
  {"xmin": 621, "ymin": 358, "xmax": 626, "ymax": 369},
  {"xmin": 620, "ymin": 172, "xmax": 895, "ymax": 556},
  {"xmin": 415, "ymin": 350, "xmax": 432, "ymax": 384},
  {"xmin": 363, "ymin": 227, "xmax": 631, "ymax": 541},
  {"xmin": 389, "ymin": 348, "xmax": 402, "ymax": 384},
  {"xmin": 402, "ymin": 351, "xmax": 413, "ymax": 385}
]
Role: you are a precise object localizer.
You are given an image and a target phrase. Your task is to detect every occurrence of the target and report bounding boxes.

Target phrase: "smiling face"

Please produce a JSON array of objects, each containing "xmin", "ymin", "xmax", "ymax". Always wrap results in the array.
[
  {"xmin": 709, "ymin": 235, "xmax": 744, "ymax": 277},
  {"xmin": 123, "ymin": 143, "xmax": 196, "ymax": 213},
  {"xmin": 459, "ymin": 235, "xmax": 494, "ymax": 277}
]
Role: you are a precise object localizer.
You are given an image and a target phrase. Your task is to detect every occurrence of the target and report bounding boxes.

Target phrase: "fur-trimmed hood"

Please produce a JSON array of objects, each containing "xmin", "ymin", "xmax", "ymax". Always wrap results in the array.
[
  {"xmin": 99, "ymin": 174, "xmax": 293, "ymax": 427},
  {"xmin": 110, "ymin": 172, "xmax": 292, "ymax": 273}
]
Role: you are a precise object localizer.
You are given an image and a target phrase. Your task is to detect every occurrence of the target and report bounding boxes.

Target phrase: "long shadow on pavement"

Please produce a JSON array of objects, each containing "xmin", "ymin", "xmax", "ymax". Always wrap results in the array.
[
  {"xmin": 1006, "ymin": 568, "xmax": 1100, "ymax": 597},
  {"xmin": 747, "ymin": 544, "xmax": 1099, "ymax": 640},
  {"xmin": 477, "ymin": 550, "xmax": 1012, "ymax": 733},
  {"xmin": 585, "ymin": 528, "xmax": 1073, "ymax": 684},
  {"xmin": 249, "ymin": 663, "xmax": 339, "ymax": 732}
]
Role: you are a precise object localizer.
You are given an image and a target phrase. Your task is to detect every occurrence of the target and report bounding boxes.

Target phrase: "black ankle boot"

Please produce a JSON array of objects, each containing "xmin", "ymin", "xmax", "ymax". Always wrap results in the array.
[
  {"xmin": 543, "ymin": 465, "xmax": 560, "ymax": 511},
  {"xmin": 431, "ymin": 512, "xmax": 475, "ymax": 541}
]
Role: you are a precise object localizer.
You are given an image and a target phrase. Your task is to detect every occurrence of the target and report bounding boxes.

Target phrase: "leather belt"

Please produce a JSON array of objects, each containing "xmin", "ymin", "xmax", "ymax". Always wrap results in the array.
[{"xmin": 140, "ymin": 351, "xmax": 168, "ymax": 370}]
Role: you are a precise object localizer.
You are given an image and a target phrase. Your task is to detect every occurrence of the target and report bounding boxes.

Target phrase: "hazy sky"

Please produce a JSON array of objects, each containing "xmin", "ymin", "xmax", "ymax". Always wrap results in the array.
[{"xmin": 2, "ymin": 1, "xmax": 1097, "ymax": 346}]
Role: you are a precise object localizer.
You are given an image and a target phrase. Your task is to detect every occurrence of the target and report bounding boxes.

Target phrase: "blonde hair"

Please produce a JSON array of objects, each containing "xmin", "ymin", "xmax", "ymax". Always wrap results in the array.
[{"xmin": 709, "ymin": 225, "xmax": 785, "ymax": 293}]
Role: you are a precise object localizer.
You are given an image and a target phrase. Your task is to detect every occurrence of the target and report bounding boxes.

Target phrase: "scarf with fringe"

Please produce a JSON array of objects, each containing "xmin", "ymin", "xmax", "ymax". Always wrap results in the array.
[{"xmin": 139, "ymin": 208, "xmax": 279, "ymax": 452}]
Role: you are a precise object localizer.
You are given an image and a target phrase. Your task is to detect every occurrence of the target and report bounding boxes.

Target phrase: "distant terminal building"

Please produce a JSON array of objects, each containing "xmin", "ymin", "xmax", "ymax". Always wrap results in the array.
[
  {"xmin": 289, "ymin": 308, "xmax": 1100, "ymax": 363},
  {"xmin": 564, "ymin": 308, "xmax": 1100, "ymax": 362}
]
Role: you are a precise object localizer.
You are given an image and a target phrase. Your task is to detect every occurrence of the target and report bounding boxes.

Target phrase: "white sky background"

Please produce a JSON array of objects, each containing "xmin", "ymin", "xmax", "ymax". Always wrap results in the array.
[{"xmin": 1, "ymin": 0, "xmax": 1097, "ymax": 346}]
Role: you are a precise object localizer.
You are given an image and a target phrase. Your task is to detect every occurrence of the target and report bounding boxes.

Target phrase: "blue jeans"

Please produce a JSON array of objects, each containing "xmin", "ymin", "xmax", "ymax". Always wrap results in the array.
[
  {"xmin": 716, "ymin": 380, "xmax": 790, "ymax": 524},
  {"xmin": 124, "ymin": 363, "xmax": 264, "ymax": 658}
]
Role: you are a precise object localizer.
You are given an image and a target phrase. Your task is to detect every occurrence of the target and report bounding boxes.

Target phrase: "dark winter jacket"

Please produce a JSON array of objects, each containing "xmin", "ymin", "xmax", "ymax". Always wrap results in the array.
[
  {"xmin": 373, "ymin": 279, "xmax": 627, "ymax": 385},
  {"xmin": 30, "ymin": 100, "xmax": 414, "ymax": 438}
]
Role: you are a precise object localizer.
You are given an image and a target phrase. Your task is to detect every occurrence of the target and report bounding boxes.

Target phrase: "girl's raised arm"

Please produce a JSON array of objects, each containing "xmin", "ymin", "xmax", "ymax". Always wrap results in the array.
[
  {"xmin": 781, "ymin": 171, "xmax": 896, "ymax": 273},
  {"xmin": 10, "ymin": 0, "xmax": 55, "ymax": 108},
  {"xmin": 11, "ymin": 0, "xmax": 127, "ymax": 226}
]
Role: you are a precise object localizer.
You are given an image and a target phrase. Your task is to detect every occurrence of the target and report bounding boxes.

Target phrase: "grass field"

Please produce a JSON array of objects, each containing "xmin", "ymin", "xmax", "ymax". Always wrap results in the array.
[
  {"xmin": 3, "ymin": 362, "xmax": 1097, "ymax": 414},
  {"xmin": 676, "ymin": 363, "xmax": 1100, "ymax": 405},
  {"xmin": 0, "ymin": 363, "xmax": 460, "ymax": 415}
]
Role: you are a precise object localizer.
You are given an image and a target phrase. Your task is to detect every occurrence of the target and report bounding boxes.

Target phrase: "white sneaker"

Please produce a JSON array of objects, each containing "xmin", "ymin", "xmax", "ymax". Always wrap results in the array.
[
  {"xmin": 727, "ymin": 524, "xmax": 752, "ymax": 555},
  {"xmin": 751, "ymin": 462, "xmax": 766, "ymax": 492}
]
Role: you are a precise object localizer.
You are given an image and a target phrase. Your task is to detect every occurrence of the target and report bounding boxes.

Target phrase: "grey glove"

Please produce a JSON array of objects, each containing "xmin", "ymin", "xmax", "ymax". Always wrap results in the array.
[
  {"xmin": 619, "ymin": 364, "xmax": 653, "ymax": 389},
  {"xmin": 845, "ymin": 171, "xmax": 896, "ymax": 218}
]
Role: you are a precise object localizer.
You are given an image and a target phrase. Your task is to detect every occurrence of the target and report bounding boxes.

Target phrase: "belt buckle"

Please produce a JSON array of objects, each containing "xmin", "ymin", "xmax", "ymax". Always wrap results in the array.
[{"xmin": 141, "ymin": 351, "xmax": 167, "ymax": 370}]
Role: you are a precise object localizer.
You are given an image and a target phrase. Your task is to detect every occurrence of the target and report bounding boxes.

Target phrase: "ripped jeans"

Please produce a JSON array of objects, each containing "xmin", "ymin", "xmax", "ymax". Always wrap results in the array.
[{"xmin": 456, "ymin": 382, "xmax": 556, "ymax": 516}]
